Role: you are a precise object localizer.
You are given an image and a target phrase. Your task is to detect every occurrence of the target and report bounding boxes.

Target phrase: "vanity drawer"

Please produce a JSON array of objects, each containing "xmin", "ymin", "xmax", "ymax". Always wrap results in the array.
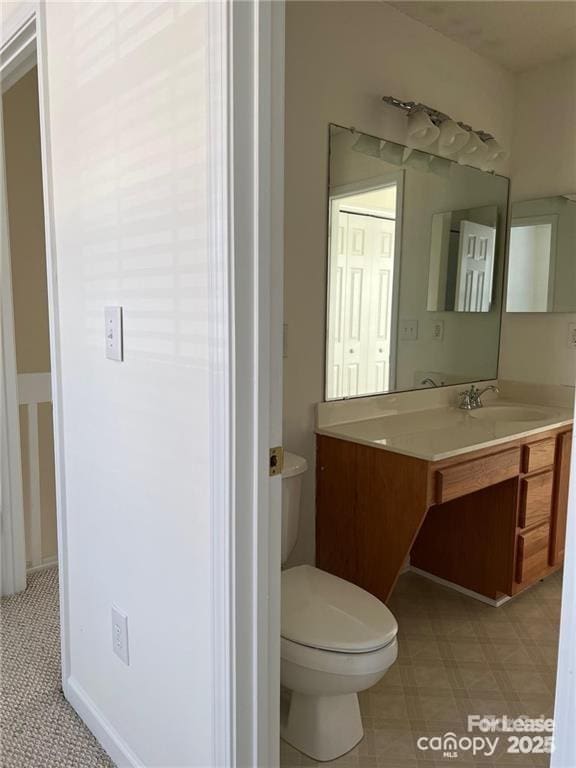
[
  {"xmin": 435, "ymin": 447, "xmax": 521, "ymax": 503},
  {"xmin": 522, "ymin": 438, "xmax": 556, "ymax": 474},
  {"xmin": 516, "ymin": 523, "xmax": 550, "ymax": 584},
  {"xmin": 519, "ymin": 471, "xmax": 554, "ymax": 529}
]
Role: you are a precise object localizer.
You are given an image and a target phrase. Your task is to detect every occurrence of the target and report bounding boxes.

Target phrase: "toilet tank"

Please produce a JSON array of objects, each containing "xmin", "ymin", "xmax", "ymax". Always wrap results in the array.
[{"xmin": 282, "ymin": 452, "xmax": 308, "ymax": 565}]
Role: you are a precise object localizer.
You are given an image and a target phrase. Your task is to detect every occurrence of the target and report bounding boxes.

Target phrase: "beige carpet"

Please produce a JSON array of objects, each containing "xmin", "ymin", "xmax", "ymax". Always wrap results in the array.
[{"xmin": 1, "ymin": 567, "xmax": 114, "ymax": 768}]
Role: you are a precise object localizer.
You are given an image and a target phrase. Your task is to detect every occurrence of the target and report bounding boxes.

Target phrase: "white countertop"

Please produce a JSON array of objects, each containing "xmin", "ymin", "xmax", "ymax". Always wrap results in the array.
[{"xmin": 316, "ymin": 401, "xmax": 574, "ymax": 462}]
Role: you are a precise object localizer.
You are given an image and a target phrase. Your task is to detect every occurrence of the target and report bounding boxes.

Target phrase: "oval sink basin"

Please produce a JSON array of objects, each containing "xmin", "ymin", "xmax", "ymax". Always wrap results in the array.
[{"xmin": 469, "ymin": 405, "xmax": 551, "ymax": 423}]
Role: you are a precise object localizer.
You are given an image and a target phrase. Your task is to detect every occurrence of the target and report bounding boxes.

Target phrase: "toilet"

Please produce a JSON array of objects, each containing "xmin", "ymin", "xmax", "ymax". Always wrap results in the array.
[{"xmin": 281, "ymin": 452, "xmax": 398, "ymax": 762}]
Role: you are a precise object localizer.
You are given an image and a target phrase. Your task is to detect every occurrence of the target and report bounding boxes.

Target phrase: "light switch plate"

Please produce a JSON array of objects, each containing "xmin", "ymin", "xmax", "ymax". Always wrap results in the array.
[
  {"xmin": 111, "ymin": 606, "xmax": 130, "ymax": 665},
  {"xmin": 399, "ymin": 319, "xmax": 418, "ymax": 341},
  {"xmin": 105, "ymin": 306, "xmax": 123, "ymax": 361}
]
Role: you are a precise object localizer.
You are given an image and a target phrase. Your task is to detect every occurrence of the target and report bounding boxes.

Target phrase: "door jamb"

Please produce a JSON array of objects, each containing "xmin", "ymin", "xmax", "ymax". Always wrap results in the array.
[{"xmin": 0, "ymin": 6, "xmax": 72, "ymax": 684}]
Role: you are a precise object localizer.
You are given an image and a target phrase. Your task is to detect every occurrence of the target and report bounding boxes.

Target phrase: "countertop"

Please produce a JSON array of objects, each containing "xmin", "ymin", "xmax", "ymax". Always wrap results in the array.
[{"xmin": 316, "ymin": 401, "xmax": 574, "ymax": 462}]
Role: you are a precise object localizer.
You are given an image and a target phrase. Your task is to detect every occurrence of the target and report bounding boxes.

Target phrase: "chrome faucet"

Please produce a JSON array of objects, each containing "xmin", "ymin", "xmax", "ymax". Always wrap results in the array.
[{"xmin": 458, "ymin": 384, "xmax": 500, "ymax": 410}]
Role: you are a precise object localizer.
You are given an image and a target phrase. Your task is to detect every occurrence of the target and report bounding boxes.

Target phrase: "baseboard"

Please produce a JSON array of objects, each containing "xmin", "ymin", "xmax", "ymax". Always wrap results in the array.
[
  {"xmin": 408, "ymin": 566, "xmax": 511, "ymax": 607},
  {"xmin": 65, "ymin": 677, "xmax": 144, "ymax": 768},
  {"xmin": 27, "ymin": 556, "xmax": 58, "ymax": 574}
]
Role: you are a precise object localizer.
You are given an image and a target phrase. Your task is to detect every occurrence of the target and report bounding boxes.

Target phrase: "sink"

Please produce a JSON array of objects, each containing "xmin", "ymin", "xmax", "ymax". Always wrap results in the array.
[{"xmin": 469, "ymin": 405, "xmax": 552, "ymax": 423}]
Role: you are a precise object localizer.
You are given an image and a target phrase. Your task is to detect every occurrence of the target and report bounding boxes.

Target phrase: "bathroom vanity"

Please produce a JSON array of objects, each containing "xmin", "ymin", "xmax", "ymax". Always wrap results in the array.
[
  {"xmin": 316, "ymin": 399, "xmax": 573, "ymax": 604},
  {"xmin": 318, "ymin": 124, "xmax": 575, "ymax": 607}
]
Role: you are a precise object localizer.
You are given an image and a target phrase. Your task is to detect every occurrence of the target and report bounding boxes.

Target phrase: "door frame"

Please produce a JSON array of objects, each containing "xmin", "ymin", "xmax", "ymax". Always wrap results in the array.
[
  {"xmin": 230, "ymin": 1, "xmax": 284, "ymax": 764},
  {"xmin": 0, "ymin": 4, "xmax": 71, "ymax": 672},
  {"xmin": 1, "ymin": 2, "xmax": 285, "ymax": 766}
]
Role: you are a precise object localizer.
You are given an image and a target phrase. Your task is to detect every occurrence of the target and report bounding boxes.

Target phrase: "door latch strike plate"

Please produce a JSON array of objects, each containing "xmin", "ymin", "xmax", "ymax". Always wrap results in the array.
[{"xmin": 269, "ymin": 446, "xmax": 284, "ymax": 477}]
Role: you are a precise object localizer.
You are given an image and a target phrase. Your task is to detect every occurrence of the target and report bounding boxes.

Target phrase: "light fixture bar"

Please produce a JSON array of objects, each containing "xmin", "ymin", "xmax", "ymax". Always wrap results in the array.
[{"xmin": 382, "ymin": 95, "xmax": 494, "ymax": 141}]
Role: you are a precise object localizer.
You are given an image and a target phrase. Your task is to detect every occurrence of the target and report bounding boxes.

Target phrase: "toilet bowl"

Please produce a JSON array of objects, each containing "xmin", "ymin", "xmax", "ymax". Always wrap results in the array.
[
  {"xmin": 280, "ymin": 564, "xmax": 398, "ymax": 762},
  {"xmin": 280, "ymin": 454, "xmax": 399, "ymax": 762}
]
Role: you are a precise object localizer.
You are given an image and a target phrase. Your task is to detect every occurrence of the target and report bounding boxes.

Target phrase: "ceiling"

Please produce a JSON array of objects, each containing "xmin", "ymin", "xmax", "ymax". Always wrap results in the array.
[{"xmin": 389, "ymin": 1, "xmax": 576, "ymax": 73}]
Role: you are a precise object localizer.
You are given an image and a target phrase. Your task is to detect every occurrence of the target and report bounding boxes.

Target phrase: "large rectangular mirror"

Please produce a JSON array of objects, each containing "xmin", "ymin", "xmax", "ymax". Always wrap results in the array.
[
  {"xmin": 506, "ymin": 195, "xmax": 576, "ymax": 313},
  {"xmin": 326, "ymin": 124, "xmax": 510, "ymax": 401}
]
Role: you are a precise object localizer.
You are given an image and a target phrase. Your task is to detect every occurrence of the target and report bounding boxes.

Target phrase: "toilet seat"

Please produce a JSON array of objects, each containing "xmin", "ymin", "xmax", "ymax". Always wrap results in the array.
[{"xmin": 282, "ymin": 565, "xmax": 397, "ymax": 653}]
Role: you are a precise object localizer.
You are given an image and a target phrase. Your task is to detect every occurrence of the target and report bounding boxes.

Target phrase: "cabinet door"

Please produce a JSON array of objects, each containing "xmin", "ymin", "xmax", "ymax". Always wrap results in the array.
[{"xmin": 550, "ymin": 430, "xmax": 573, "ymax": 566}]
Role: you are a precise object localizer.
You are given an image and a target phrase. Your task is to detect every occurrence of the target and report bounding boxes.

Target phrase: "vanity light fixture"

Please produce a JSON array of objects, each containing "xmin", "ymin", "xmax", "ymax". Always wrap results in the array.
[
  {"xmin": 438, "ymin": 119, "xmax": 469, "ymax": 155},
  {"xmin": 406, "ymin": 109, "xmax": 440, "ymax": 147},
  {"xmin": 457, "ymin": 131, "xmax": 488, "ymax": 165},
  {"xmin": 382, "ymin": 95, "xmax": 506, "ymax": 170},
  {"xmin": 483, "ymin": 137, "xmax": 508, "ymax": 164}
]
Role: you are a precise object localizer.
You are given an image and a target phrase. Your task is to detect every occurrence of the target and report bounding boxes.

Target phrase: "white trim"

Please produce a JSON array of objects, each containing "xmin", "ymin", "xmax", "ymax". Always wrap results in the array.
[
  {"xmin": 27, "ymin": 554, "xmax": 57, "ymax": 574},
  {"xmin": 18, "ymin": 372, "xmax": 51, "ymax": 404},
  {"xmin": 231, "ymin": 1, "xmax": 284, "ymax": 764},
  {"xmin": 552, "ymin": 401, "xmax": 576, "ymax": 768},
  {"xmin": 0, "ymin": 0, "xmax": 72, "ymax": 703},
  {"xmin": 0, "ymin": 14, "xmax": 36, "ymax": 93},
  {"xmin": 408, "ymin": 566, "xmax": 512, "ymax": 608},
  {"xmin": 65, "ymin": 678, "xmax": 144, "ymax": 768},
  {"xmin": 26, "ymin": 402, "xmax": 42, "ymax": 568},
  {"xmin": 0, "ymin": 20, "xmax": 28, "ymax": 598},
  {"xmin": 208, "ymin": 0, "xmax": 233, "ymax": 765},
  {"xmin": 35, "ymin": 2, "xmax": 72, "ymax": 695}
]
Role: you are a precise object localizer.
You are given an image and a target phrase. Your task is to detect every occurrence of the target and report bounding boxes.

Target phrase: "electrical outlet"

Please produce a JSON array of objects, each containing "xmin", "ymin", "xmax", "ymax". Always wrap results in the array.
[
  {"xmin": 568, "ymin": 323, "xmax": 576, "ymax": 349},
  {"xmin": 430, "ymin": 320, "xmax": 444, "ymax": 342},
  {"xmin": 105, "ymin": 306, "xmax": 123, "ymax": 361},
  {"xmin": 111, "ymin": 606, "xmax": 130, "ymax": 666},
  {"xmin": 399, "ymin": 319, "xmax": 418, "ymax": 341}
]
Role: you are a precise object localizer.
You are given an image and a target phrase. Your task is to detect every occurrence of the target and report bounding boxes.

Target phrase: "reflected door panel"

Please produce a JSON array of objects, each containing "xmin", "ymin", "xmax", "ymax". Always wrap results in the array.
[
  {"xmin": 455, "ymin": 220, "xmax": 496, "ymax": 312},
  {"xmin": 327, "ymin": 195, "xmax": 397, "ymax": 400}
]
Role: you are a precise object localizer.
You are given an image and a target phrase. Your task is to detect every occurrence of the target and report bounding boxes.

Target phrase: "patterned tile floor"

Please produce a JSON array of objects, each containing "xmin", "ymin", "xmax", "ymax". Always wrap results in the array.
[{"xmin": 281, "ymin": 570, "xmax": 561, "ymax": 768}]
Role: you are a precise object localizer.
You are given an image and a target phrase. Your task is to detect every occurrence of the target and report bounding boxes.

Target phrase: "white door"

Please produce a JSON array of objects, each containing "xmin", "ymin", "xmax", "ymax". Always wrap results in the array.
[
  {"xmin": 366, "ymin": 216, "xmax": 395, "ymax": 393},
  {"xmin": 455, "ymin": 219, "xmax": 496, "ymax": 312},
  {"xmin": 327, "ymin": 208, "xmax": 396, "ymax": 398},
  {"xmin": 341, "ymin": 212, "xmax": 372, "ymax": 397}
]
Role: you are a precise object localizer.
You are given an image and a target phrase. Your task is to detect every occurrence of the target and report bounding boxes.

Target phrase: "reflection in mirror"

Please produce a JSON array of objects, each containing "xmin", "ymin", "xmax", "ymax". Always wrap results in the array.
[
  {"xmin": 326, "ymin": 125, "xmax": 510, "ymax": 401},
  {"xmin": 427, "ymin": 206, "xmax": 497, "ymax": 312},
  {"xmin": 506, "ymin": 196, "xmax": 576, "ymax": 313}
]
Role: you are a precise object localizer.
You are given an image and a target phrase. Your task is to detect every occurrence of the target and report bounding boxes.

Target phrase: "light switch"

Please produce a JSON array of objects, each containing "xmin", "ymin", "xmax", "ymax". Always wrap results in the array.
[
  {"xmin": 105, "ymin": 306, "xmax": 123, "ymax": 361},
  {"xmin": 399, "ymin": 319, "xmax": 418, "ymax": 341}
]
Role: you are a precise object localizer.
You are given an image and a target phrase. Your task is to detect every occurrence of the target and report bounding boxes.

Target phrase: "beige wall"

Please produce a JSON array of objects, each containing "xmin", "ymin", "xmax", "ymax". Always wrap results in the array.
[
  {"xmin": 3, "ymin": 67, "xmax": 57, "ymax": 566},
  {"xmin": 284, "ymin": 1, "xmax": 516, "ymax": 565},
  {"xmin": 499, "ymin": 56, "xmax": 576, "ymax": 387}
]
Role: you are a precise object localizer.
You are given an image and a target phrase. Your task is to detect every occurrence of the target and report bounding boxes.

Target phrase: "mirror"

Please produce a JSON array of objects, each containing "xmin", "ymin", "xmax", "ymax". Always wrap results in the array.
[
  {"xmin": 326, "ymin": 124, "xmax": 510, "ymax": 401},
  {"xmin": 506, "ymin": 195, "xmax": 576, "ymax": 313}
]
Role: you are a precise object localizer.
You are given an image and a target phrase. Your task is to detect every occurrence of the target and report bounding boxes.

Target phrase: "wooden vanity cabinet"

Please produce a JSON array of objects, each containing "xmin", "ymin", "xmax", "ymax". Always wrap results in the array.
[{"xmin": 316, "ymin": 426, "xmax": 573, "ymax": 605}]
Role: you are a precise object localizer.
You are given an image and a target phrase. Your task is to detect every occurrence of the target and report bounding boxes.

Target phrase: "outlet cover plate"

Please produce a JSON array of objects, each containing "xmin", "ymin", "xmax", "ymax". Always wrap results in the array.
[{"xmin": 111, "ymin": 606, "xmax": 130, "ymax": 666}]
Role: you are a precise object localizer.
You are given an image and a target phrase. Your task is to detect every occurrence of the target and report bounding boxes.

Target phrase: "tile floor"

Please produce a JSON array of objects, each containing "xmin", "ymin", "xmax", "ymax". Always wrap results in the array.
[{"xmin": 281, "ymin": 570, "xmax": 561, "ymax": 768}]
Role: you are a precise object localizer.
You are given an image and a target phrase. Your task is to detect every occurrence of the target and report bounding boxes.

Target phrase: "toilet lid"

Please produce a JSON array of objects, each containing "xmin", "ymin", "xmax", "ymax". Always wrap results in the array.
[{"xmin": 281, "ymin": 565, "xmax": 398, "ymax": 653}]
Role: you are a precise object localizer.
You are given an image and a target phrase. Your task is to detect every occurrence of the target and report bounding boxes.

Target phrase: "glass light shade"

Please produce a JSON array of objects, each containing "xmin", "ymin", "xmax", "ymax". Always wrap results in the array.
[
  {"xmin": 438, "ymin": 120, "xmax": 469, "ymax": 155},
  {"xmin": 379, "ymin": 140, "xmax": 405, "ymax": 166},
  {"xmin": 457, "ymin": 132, "xmax": 488, "ymax": 166},
  {"xmin": 404, "ymin": 148, "xmax": 432, "ymax": 173},
  {"xmin": 406, "ymin": 110, "xmax": 440, "ymax": 147},
  {"xmin": 484, "ymin": 138, "xmax": 508, "ymax": 164},
  {"xmin": 351, "ymin": 134, "xmax": 382, "ymax": 158}
]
